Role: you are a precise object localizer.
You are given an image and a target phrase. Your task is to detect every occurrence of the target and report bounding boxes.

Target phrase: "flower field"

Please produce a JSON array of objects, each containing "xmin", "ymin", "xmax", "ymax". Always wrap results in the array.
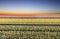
[
  {"xmin": 0, "ymin": 17, "xmax": 60, "ymax": 24},
  {"xmin": 0, "ymin": 17, "xmax": 60, "ymax": 39}
]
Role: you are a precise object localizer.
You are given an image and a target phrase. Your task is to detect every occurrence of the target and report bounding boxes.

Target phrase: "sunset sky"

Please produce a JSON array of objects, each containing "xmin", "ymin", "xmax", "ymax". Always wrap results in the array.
[{"xmin": 0, "ymin": 0, "xmax": 60, "ymax": 17}]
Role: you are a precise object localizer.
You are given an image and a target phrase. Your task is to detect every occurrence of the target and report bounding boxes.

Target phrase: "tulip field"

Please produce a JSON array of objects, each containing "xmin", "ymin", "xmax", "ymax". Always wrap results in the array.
[{"xmin": 0, "ymin": 17, "xmax": 60, "ymax": 39}]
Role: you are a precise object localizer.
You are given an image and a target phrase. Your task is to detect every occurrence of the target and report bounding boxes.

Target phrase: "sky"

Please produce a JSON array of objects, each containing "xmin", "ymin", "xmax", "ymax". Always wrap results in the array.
[{"xmin": 0, "ymin": 0, "xmax": 60, "ymax": 17}]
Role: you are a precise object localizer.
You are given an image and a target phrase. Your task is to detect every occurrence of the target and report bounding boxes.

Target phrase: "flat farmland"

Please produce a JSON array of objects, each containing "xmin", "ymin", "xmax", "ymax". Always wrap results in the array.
[
  {"xmin": 0, "ymin": 17, "xmax": 60, "ymax": 24},
  {"xmin": 0, "ymin": 26, "xmax": 60, "ymax": 39},
  {"xmin": 0, "ymin": 17, "xmax": 60, "ymax": 39}
]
